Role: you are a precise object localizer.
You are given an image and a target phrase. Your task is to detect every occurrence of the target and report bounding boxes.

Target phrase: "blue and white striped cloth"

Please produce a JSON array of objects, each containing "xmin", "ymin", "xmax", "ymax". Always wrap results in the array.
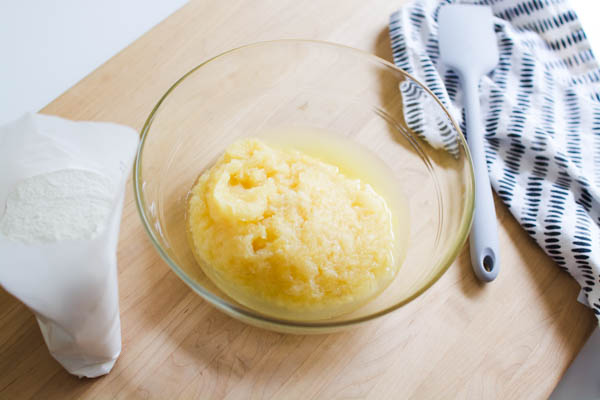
[{"xmin": 390, "ymin": 0, "xmax": 600, "ymax": 318}]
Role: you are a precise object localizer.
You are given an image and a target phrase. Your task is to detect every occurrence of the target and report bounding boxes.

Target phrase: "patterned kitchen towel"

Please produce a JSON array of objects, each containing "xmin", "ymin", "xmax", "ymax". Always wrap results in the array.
[{"xmin": 390, "ymin": 0, "xmax": 600, "ymax": 318}]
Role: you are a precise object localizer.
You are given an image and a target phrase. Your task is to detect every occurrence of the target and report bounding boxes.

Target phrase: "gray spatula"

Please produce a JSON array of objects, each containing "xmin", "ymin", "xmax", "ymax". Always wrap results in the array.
[{"xmin": 438, "ymin": 4, "xmax": 500, "ymax": 282}]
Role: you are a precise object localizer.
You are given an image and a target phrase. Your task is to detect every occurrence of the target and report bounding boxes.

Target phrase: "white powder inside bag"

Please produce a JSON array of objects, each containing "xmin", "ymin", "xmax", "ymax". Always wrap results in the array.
[{"xmin": 0, "ymin": 169, "xmax": 114, "ymax": 243}]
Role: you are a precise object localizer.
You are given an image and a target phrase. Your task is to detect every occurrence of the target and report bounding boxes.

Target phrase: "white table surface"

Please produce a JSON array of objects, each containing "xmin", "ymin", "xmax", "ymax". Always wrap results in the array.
[
  {"xmin": 0, "ymin": 0, "xmax": 598, "ymax": 396},
  {"xmin": 0, "ymin": 0, "xmax": 187, "ymax": 124}
]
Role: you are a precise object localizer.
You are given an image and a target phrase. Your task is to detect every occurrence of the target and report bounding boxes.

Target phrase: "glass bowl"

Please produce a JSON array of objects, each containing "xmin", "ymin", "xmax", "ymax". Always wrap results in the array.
[{"xmin": 134, "ymin": 40, "xmax": 474, "ymax": 334}]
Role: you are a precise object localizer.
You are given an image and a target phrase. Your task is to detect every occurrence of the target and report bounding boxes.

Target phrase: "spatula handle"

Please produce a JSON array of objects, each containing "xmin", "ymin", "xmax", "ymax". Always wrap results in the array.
[{"xmin": 463, "ymin": 74, "xmax": 500, "ymax": 282}]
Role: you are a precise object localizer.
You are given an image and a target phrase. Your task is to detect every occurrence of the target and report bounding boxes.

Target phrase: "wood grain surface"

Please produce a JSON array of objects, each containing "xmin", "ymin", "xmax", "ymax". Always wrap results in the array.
[{"xmin": 0, "ymin": 0, "xmax": 596, "ymax": 398}]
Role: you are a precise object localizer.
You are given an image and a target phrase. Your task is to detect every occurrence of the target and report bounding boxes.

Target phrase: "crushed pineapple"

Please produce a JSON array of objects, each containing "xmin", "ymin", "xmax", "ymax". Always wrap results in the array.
[{"xmin": 187, "ymin": 138, "xmax": 396, "ymax": 319}]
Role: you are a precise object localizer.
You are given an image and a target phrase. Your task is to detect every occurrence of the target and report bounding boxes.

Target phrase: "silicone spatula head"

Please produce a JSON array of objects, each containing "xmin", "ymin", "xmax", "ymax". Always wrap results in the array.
[{"xmin": 438, "ymin": 4, "xmax": 499, "ymax": 76}]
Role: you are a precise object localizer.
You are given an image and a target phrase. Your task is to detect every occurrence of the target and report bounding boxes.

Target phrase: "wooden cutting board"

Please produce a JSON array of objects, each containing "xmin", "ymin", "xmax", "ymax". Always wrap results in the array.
[{"xmin": 0, "ymin": 0, "xmax": 596, "ymax": 398}]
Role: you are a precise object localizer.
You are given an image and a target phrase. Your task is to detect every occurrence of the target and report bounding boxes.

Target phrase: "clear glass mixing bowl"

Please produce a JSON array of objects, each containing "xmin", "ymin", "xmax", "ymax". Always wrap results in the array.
[{"xmin": 134, "ymin": 40, "xmax": 474, "ymax": 333}]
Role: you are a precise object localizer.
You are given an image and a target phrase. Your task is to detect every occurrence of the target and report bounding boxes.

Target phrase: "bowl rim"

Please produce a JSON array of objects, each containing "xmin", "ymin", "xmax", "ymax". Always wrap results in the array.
[{"xmin": 133, "ymin": 39, "xmax": 475, "ymax": 329}]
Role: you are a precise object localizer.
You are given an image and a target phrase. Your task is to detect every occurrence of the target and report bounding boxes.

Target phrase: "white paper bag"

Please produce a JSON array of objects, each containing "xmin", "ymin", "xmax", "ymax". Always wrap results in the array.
[{"xmin": 0, "ymin": 113, "xmax": 138, "ymax": 378}]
